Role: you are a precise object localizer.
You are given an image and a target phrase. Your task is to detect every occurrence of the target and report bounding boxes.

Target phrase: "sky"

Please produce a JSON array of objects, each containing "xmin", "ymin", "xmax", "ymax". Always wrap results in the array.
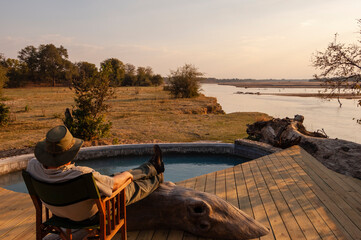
[{"xmin": 0, "ymin": 0, "xmax": 360, "ymax": 79}]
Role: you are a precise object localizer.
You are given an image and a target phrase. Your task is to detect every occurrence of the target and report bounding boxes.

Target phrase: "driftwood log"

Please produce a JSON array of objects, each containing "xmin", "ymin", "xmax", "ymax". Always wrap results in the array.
[
  {"xmin": 247, "ymin": 115, "xmax": 361, "ymax": 179},
  {"xmin": 127, "ymin": 182, "xmax": 270, "ymax": 240}
]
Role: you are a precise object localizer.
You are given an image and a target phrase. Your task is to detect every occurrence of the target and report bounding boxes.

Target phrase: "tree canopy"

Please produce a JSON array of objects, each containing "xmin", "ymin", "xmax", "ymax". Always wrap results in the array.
[
  {"xmin": 17, "ymin": 44, "xmax": 73, "ymax": 86},
  {"xmin": 1, "ymin": 45, "xmax": 163, "ymax": 88},
  {"xmin": 312, "ymin": 20, "xmax": 361, "ymax": 107},
  {"xmin": 100, "ymin": 58, "xmax": 125, "ymax": 86}
]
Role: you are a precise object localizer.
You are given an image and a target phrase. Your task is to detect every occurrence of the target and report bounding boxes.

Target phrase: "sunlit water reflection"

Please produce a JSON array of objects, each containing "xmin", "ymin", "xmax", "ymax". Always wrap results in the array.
[{"xmin": 201, "ymin": 83, "xmax": 361, "ymax": 144}]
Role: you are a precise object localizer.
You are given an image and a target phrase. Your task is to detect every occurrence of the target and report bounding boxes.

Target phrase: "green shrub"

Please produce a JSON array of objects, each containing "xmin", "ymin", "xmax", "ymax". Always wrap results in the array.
[
  {"xmin": 64, "ymin": 65, "xmax": 114, "ymax": 140},
  {"xmin": 168, "ymin": 64, "xmax": 203, "ymax": 98},
  {"xmin": 24, "ymin": 105, "xmax": 30, "ymax": 112},
  {"xmin": 0, "ymin": 102, "xmax": 10, "ymax": 126}
]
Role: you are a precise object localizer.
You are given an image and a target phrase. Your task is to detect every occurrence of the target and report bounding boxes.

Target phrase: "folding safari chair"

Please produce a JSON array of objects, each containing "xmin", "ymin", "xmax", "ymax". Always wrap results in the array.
[{"xmin": 22, "ymin": 170, "xmax": 131, "ymax": 240}]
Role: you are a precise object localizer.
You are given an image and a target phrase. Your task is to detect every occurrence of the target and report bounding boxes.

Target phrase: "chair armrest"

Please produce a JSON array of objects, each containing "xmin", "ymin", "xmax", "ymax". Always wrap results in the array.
[{"xmin": 102, "ymin": 178, "xmax": 132, "ymax": 202}]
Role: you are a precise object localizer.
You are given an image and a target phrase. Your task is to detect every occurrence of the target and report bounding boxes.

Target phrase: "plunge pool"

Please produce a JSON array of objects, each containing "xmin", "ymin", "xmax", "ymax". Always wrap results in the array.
[{"xmin": 0, "ymin": 152, "xmax": 249, "ymax": 193}]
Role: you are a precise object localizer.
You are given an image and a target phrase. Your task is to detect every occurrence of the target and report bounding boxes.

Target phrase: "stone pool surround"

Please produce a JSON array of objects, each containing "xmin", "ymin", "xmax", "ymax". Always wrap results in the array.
[{"xmin": 0, "ymin": 139, "xmax": 280, "ymax": 176}]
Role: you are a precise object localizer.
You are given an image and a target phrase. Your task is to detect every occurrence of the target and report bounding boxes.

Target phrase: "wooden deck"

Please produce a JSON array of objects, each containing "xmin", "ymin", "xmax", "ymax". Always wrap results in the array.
[{"xmin": 0, "ymin": 145, "xmax": 360, "ymax": 240}]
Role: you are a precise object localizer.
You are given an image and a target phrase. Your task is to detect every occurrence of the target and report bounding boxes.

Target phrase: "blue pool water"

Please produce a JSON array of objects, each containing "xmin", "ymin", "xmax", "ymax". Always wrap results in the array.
[{"xmin": 0, "ymin": 153, "xmax": 248, "ymax": 193}]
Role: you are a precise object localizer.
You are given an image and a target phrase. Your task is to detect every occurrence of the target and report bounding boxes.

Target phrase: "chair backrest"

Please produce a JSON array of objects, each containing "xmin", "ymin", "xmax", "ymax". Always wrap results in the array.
[{"xmin": 22, "ymin": 170, "xmax": 101, "ymax": 206}]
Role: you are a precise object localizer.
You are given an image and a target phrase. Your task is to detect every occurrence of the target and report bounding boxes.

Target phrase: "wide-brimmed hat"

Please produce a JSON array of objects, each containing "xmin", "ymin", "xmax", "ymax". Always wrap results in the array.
[{"xmin": 34, "ymin": 125, "xmax": 84, "ymax": 167}]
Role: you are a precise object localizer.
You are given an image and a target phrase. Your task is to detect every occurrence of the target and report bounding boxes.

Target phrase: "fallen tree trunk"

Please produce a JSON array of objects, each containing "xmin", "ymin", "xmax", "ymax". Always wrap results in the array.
[
  {"xmin": 247, "ymin": 115, "xmax": 361, "ymax": 179},
  {"xmin": 127, "ymin": 182, "xmax": 270, "ymax": 240}
]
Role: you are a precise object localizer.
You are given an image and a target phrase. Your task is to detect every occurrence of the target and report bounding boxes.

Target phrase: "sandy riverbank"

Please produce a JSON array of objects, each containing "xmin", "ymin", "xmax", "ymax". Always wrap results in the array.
[
  {"xmin": 218, "ymin": 81, "xmax": 361, "ymax": 99},
  {"xmin": 235, "ymin": 92, "xmax": 361, "ymax": 99},
  {"xmin": 219, "ymin": 81, "xmax": 324, "ymax": 88}
]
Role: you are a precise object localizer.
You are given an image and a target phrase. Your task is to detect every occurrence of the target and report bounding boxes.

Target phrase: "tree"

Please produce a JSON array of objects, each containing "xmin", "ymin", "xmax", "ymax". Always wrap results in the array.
[
  {"xmin": 135, "ymin": 67, "xmax": 152, "ymax": 86},
  {"xmin": 37, "ymin": 44, "xmax": 70, "ymax": 86},
  {"xmin": 4, "ymin": 58, "xmax": 30, "ymax": 87},
  {"xmin": 64, "ymin": 64, "xmax": 114, "ymax": 140},
  {"xmin": 75, "ymin": 61, "xmax": 98, "ymax": 79},
  {"xmin": 168, "ymin": 64, "xmax": 203, "ymax": 98},
  {"xmin": 0, "ymin": 63, "xmax": 10, "ymax": 126},
  {"xmin": 123, "ymin": 63, "xmax": 137, "ymax": 86},
  {"xmin": 18, "ymin": 44, "xmax": 73, "ymax": 86},
  {"xmin": 100, "ymin": 58, "xmax": 125, "ymax": 86},
  {"xmin": 0, "ymin": 64, "xmax": 7, "ymax": 93},
  {"xmin": 151, "ymin": 74, "xmax": 163, "ymax": 86},
  {"xmin": 312, "ymin": 20, "xmax": 361, "ymax": 108},
  {"xmin": 18, "ymin": 45, "xmax": 38, "ymax": 82}
]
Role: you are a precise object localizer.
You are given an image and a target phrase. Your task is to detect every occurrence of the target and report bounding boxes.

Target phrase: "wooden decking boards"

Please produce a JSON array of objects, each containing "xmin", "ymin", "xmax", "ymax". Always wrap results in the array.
[{"xmin": 0, "ymin": 145, "xmax": 360, "ymax": 240}]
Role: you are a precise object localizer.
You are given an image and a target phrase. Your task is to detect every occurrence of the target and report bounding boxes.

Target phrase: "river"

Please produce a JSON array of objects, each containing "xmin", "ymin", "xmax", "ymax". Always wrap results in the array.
[{"xmin": 201, "ymin": 83, "xmax": 361, "ymax": 144}]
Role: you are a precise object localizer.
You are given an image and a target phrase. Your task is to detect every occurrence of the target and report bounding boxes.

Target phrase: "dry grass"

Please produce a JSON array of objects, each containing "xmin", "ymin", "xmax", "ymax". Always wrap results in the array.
[{"xmin": 0, "ymin": 86, "xmax": 270, "ymax": 155}]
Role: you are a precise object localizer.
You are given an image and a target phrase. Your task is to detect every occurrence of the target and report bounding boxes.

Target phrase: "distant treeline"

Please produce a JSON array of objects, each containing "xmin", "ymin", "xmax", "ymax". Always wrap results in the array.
[
  {"xmin": 201, "ymin": 77, "xmax": 318, "ymax": 83},
  {"xmin": 0, "ymin": 44, "xmax": 163, "ymax": 88}
]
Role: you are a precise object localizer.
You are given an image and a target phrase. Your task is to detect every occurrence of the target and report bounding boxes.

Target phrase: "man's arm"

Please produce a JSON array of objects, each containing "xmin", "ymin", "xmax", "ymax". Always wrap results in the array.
[{"xmin": 113, "ymin": 171, "xmax": 133, "ymax": 191}]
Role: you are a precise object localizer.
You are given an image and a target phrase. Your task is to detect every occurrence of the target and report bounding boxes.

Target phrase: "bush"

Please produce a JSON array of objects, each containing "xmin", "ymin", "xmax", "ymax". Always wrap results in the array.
[
  {"xmin": 0, "ymin": 102, "xmax": 10, "ymax": 126},
  {"xmin": 64, "ymin": 66, "xmax": 114, "ymax": 140},
  {"xmin": 168, "ymin": 64, "xmax": 203, "ymax": 98},
  {"xmin": 0, "ymin": 65, "xmax": 10, "ymax": 126}
]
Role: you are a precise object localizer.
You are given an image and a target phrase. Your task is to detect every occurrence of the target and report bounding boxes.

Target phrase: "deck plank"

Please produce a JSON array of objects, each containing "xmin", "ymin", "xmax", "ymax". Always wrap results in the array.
[
  {"xmin": 215, "ymin": 169, "xmax": 226, "ymax": 200},
  {"xmin": 256, "ymin": 156, "xmax": 309, "ymax": 240},
  {"xmin": 271, "ymin": 152, "xmax": 340, "ymax": 240},
  {"xmin": 204, "ymin": 172, "xmax": 216, "ymax": 195},
  {"xmin": 233, "ymin": 164, "xmax": 254, "ymax": 218},
  {"xmin": 249, "ymin": 160, "xmax": 292, "ymax": 240},
  {"xmin": 286, "ymin": 148, "xmax": 361, "ymax": 239},
  {"xmin": 296, "ymin": 148, "xmax": 361, "ymax": 209},
  {"xmin": 268, "ymin": 152, "xmax": 338, "ymax": 240},
  {"xmin": 281, "ymin": 150, "xmax": 351, "ymax": 240},
  {"xmin": 225, "ymin": 167, "xmax": 239, "ymax": 208},
  {"xmin": 151, "ymin": 230, "xmax": 169, "ymax": 240},
  {"xmin": 242, "ymin": 162, "xmax": 275, "ymax": 240},
  {"xmin": 289, "ymin": 148, "xmax": 361, "ymax": 232}
]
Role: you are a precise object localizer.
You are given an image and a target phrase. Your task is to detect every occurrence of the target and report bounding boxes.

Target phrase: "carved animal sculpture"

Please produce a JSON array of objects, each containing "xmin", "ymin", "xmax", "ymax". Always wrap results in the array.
[{"xmin": 127, "ymin": 182, "xmax": 270, "ymax": 239}]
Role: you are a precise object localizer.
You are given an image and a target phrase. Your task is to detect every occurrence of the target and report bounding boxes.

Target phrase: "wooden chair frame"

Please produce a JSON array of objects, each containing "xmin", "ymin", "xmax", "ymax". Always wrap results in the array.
[{"xmin": 22, "ymin": 170, "xmax": 131, "ymax": 240}]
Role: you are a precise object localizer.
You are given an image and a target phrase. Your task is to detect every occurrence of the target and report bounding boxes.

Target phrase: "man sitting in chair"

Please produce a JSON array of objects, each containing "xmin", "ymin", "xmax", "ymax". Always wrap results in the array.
[{"xmin": 26, "ymin": 125, "xmax": 164, "ymax": 223}]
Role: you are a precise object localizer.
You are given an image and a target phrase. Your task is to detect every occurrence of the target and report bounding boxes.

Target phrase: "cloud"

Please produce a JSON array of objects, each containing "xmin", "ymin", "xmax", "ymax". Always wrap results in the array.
[{"xmin": 300, "ymin": 19, "xmax": 315, "ymax": 27}]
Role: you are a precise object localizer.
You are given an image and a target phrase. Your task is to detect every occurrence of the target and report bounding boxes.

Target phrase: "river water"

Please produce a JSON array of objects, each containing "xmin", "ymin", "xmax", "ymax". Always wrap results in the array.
[{"xmin": 201, "ymin": 83, "xmax": 361, "ymax": 144}]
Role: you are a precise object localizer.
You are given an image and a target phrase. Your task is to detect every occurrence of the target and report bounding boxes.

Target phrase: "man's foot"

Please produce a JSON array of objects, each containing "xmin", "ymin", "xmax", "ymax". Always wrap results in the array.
[{"xmin": 149, "ymin": 144, "xmax": 164, "ymax": 174}]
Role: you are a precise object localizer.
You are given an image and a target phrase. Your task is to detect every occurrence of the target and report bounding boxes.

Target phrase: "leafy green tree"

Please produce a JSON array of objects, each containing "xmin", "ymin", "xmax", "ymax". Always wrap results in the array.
[
  {"xmin": 151, "ymin": 74, "xmax": 163, "ymax": 86},
  {"xmin": 18, "ymin": 44, "xmax": 73, "ymax": 86},
  {"xmin": 0, "ymin": 65, "xmax": 7, "ymax": 95},
  {"xmin": 64, "ymin": 64, "xmax": 114, "ymax": 140},
  {"xmin": 75, "ymin": 62, "xmax": 98, "ymax": 79},
  {"xmin": 3, "ymin": 58, "xmax": 29, "ymax": 87},
  {"xmin": 168, "ymin": 64, "xmax": 203, "ymax": 98},
  {"xmin": 100, "ymin": 58, "xmax": 125, "ymax": 86},
  {"xmin": 37, "ymin": 44, "xmax": 70, "ymax": 86},
  {"xmin": 135, "ymin": 67, "xmax": 152, "ymax": 86},
  {"xmin": 122, "ymin": 63, "xmax": 137, "ymax": 86},
  {"xmin": 18, "ymin": 45, "xmax": 38, "ymax": 82}
]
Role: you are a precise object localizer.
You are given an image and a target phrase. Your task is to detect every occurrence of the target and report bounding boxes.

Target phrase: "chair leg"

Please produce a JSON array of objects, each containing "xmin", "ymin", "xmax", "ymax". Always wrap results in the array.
[
  {"xmin": 67, "ymin": 229, "xmax": 72, "ymax": 240},
  {"xmin": 121, "ymin": 225, "xmax": 127, "ymax": 240},
  {"xmin": 36, "ymin": 224, "xmax": 42, "ymax": 240}
]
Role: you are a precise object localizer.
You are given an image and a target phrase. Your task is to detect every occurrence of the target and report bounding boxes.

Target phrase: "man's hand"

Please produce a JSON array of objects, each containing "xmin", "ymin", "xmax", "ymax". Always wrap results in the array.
[{"xmin": 112, "ymin": 171, "xmax": 133, "ymax": 191}]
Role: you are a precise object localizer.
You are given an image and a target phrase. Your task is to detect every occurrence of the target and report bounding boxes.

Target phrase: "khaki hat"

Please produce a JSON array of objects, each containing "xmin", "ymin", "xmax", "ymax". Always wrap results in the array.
[{"xmin": 34, "ymin": 125, "xmax": 84, "ymax": 167}]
